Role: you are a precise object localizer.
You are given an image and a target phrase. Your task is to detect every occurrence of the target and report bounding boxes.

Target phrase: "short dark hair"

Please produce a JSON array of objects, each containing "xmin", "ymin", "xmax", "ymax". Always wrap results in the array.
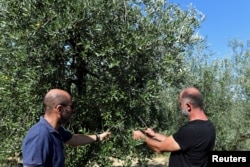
[
  {"xmin": 181, "ymin": 90, "xmax": 204, "ymax": 109},
  {"xmin": 43, "ymin": 93, "xmax": 68, "ymax": 112}
]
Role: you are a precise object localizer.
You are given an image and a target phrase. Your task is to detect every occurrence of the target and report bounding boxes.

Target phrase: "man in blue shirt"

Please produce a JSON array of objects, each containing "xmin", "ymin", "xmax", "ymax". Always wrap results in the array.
[{"xmin": 22, "ymin": 89, "xmax": 111, "ymax": 167}]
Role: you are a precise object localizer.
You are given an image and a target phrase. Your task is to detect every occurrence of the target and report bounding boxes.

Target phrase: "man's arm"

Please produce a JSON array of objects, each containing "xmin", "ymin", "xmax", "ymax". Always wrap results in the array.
[
  {"xmin": 145, "ymin": 135, "xmax": 181, "ymax": 152},
  {"xmin": 65, "ymin": 132, "xmax": 110, "ymax": 146},
  {"xmin": 144, "ymin": 128, "xmax": 167, "ymax": 142},
  {"xmin": 133, "ymin": 130, "xmax": 180, "ymax": 153}
]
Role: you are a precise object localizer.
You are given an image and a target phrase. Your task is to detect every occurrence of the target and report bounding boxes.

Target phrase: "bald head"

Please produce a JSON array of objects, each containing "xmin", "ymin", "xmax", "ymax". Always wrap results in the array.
[
  {"xmin": 43, "ymin": 89, "xmax": 71, "ymax": 113},
  {"xmin": 179, "ymin": 87, "xmax": 204, "ymax": 109}
]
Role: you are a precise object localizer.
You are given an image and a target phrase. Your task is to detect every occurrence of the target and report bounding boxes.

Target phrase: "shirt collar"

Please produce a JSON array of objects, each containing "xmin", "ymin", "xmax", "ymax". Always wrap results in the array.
[{"xmin": 39, "ymin": 116, "xmax": 58, "ymax": 133}]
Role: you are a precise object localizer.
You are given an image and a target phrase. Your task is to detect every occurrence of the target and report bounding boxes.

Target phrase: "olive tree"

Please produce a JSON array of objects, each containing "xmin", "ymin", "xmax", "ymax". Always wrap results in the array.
[
  {"xmin": 0, "ymin": 0, "xmax": 203, "ymax": 166},
  {"xmin": 179, "ymin": 38, "xmax": 250, "ymax": 151}
]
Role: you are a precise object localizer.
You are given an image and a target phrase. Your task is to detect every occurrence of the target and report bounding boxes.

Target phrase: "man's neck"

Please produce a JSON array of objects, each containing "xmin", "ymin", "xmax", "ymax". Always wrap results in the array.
[
  {"xmin": 44, "ymin": 114, "xmax": 60, "ymax": 130},
  {"xmin": 189, "ymin": 109, "xmax": 208, "ymax": 121}
]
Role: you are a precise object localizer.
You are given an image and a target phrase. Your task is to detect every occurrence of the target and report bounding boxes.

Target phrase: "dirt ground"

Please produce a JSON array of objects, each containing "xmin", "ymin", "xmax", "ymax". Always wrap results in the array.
[
  {"xmin": 4, "ymin": 155, "xmax": 169, "ymax": 167},
  {"xmin": 112, "ymin": 156, "xmax": 169, "ymax": 167}
]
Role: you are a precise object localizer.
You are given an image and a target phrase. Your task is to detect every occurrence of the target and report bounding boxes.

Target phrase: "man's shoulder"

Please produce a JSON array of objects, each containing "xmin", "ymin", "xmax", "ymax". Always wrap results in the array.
[
  {"xmin": 177, "ymin": 120, "xmax": 214, "ymax": 135},
  {"xmin": 26, "ymin": 121, "xmax": 50, "ymax": 137},
  {"xmin": 185, "ymin": 120, "xmax": 214, "ymax": 127},
  {"xmin": 181, "ymin": 120, "xmax": 216, "ymax": 137},
  {"xmin": 22, "ymin": 122, "xmax": 52, "ymax": 150}
]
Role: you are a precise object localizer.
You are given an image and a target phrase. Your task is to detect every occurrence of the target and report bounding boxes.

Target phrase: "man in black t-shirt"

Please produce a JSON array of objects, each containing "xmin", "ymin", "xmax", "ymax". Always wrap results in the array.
[{"xmin": 133, "ymin": 87, "xmax": 216, "ymax": 167}]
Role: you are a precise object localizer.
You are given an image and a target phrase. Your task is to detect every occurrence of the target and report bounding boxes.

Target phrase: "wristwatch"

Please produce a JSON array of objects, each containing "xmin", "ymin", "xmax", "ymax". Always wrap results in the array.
[{"xmin": 95, "ymin": 134, "xmax": 100, "ymax": 142}]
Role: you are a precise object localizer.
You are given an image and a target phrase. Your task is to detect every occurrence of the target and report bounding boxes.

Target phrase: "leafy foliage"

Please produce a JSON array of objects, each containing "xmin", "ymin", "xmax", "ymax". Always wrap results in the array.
[
  {"xmin": 180, "ymin": 38, "xmax": 250, "ymax": 151},
  {"xmin": 0, "ymin": 0, "xmax": 203, "ymax": 166},
  {"xmin": 1, "ymin": 0, "xmax": 249, "ymax": 166}
]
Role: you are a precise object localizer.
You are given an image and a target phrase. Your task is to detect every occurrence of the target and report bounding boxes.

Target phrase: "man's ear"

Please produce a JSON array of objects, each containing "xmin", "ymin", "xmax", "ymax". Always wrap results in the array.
[
  {"xmin": 55, "ymin": 105, "xmax": 63, "ymax": 113},
  {"xmin": 186, "ymin": 103, "xmax": 192, "ymax": 112}
]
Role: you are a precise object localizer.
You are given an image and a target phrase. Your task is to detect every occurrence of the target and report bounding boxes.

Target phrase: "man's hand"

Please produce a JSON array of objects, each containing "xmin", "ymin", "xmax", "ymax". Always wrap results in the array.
[
  {"xmin": 144, "ymin": 128, "xmax": 156, "ymax": 137},
  {"xmin": 99, "ymin": 131, "xmax": 111, "ymax": 141},
  {"xmin": 133, "ymin": 130, "xmax": 146, "ymax": 140}
]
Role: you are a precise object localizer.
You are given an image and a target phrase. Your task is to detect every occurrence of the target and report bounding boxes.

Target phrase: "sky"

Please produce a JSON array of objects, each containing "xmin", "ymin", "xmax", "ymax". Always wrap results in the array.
[{"xmin": 168, "ymin": 0, "xmax": 250, "ymax": 59}]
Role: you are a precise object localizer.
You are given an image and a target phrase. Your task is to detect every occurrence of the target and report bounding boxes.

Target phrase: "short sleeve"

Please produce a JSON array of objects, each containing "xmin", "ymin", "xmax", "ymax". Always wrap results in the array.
[
  {"xmin": 22, "ymin": 129, "xmax": 50, "ymax": 166},
  {"xmin": 172, "ymin": 125, "xmax": 196, "ymax": 151},
  {"xmin": 58, "ymin": 127, "xmax": 73, "ymax": 143}
]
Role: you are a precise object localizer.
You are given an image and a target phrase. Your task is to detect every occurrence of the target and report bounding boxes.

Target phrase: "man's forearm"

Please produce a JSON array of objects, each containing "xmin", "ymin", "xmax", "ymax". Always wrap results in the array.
[
  {"xmin": 152, "ymin": 132, "xmax": 167, "ymax": 142},
  {"xmin": 66, "ymin": 134, "xmax": 97, "ymax": 146},
  {"xmin": 144, "ymin": 136, "xmax": 163, "ymax": 153}
]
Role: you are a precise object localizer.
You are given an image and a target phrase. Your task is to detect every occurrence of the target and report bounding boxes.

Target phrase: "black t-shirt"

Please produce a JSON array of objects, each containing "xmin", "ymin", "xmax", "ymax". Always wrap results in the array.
[{"xmin": 169, "ymin": 120, "xmax": 216, "ymax": 167}]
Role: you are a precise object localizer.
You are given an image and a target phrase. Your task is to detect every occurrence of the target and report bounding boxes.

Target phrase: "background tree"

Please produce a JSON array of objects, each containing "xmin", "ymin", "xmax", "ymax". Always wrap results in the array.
[
  {"xmin": 177, "ymin": 38, "xmax": 250, "ymax": 151},
  {"xmin": 0, "ymin": 0, "xmax": 203, "ymax": 166},
  {"xmin": 226, "ymin": 39, "xmax": 250, "ymax": 150}
]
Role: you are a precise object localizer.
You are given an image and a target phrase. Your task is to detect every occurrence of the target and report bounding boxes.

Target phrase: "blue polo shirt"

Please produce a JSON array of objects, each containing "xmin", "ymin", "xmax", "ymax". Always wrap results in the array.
[{"xmin": 22, "ymin": 117, "xmax": 73, "ymax": 167}]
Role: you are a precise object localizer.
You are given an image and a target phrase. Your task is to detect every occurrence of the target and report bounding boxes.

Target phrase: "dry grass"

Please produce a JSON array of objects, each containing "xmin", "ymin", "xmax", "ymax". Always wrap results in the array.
[
  {"xmin": 4, "ymin": 155, "xmax": 169, "ymax": 167},
  {"xmin": 111, "ymin": 156, "xmax": 169, "ymax": 167}
]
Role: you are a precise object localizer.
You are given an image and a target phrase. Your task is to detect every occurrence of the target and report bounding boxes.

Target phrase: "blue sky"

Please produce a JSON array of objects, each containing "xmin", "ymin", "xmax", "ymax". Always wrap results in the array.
[{"xmin": 169, "ymin": 0, "xmax": 250, "ymax": 59}]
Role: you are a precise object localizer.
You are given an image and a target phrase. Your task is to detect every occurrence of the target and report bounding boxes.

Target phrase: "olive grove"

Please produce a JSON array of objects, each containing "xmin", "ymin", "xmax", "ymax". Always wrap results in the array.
[{"xmin": 0, "ymin": 0, "xmax": 249, "ymax": 166}]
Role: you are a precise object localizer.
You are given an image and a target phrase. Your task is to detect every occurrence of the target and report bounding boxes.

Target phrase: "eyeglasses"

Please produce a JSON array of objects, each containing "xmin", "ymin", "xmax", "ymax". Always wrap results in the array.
[{"xmin": 60, "ymin": 104, "xmax": 75, "ymax": 111}]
